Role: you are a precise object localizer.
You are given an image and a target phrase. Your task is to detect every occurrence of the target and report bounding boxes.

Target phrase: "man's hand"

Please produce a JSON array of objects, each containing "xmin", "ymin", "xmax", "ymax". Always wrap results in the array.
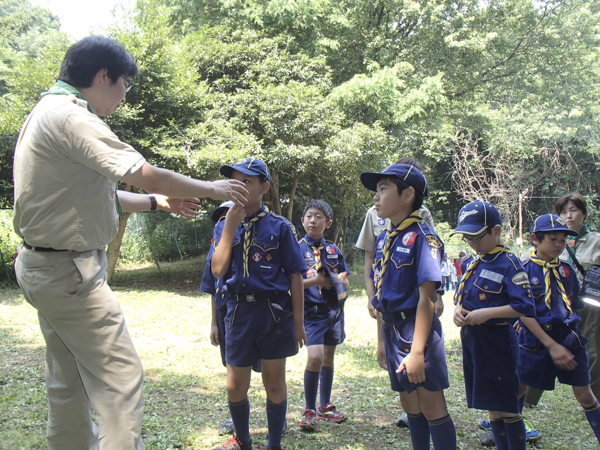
[
  {"xmin": 548, "ymin": 342, "xmax": 577, "ymax": 371},
  {"xmin": 210, "ymin": 179, "xmax": 248, "ymax": 206},
  {"xmin": 397, "ymin": 351, "xmax": 426, "ymax": 384},
  {"xmin": 453, "ymin": 304, "xmax": 469, "ymax": 327},
  {"xmin": 155, "ymin": 195, "xmax": 201, "ymax": 218}
]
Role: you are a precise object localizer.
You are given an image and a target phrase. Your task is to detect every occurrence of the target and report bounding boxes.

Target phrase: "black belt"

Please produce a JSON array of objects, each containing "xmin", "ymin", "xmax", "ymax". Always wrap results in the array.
[
  {"xmin": 541, "ymin": 322, "xmax": 572, "ymax": 331},
  {"xmin": 379, "ymin": 307, "xmax": 418, "ymax": 324},
  {"xmin": 229, "ymin": 292, "xmax": 272, "ymax": 302},
  {"xmin": 23, "ymin": 241, "xmax": 68, "ymax": 252}
]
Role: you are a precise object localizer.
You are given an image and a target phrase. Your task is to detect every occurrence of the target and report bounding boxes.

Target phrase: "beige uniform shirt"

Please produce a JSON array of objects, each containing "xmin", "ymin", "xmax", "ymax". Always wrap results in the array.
[
  {"xmin": 13, "ymin": 94, "xmax": 144, "ymax": 251},
  {"xmin": 560, "ymin": 231, "xmax": 600, "ymax": 284},
  {"xmin": 355, "ymin": 205, "xmax": 437, "ymax": 252}
]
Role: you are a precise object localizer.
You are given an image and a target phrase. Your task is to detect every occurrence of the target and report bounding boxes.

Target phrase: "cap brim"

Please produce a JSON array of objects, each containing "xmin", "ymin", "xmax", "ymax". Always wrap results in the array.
[
  {"xmin": 450, "ymin": 225, "xmax": 489, "ymax": 237},
  {"xmin": 360, "ymin": 172, "xmax": 381, "ymax": 192}
]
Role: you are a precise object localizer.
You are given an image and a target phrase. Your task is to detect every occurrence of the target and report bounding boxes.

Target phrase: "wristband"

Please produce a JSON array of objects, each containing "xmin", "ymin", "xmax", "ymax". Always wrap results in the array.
[{"xmin": 148, "ymin": 194, "xmax": 157, "ymax": 211}]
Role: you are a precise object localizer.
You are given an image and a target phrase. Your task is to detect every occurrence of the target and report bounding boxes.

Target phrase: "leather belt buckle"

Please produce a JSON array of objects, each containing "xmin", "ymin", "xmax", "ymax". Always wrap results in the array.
[{"xmin": 246, "ymin": 294, "xmax": 255, "ymax": 302}]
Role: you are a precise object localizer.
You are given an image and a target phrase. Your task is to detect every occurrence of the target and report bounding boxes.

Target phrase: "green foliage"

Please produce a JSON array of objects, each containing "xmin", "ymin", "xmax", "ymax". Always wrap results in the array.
[{"xmin": 0, "ymin": 209, "xmax": 20, "ymax": 281}]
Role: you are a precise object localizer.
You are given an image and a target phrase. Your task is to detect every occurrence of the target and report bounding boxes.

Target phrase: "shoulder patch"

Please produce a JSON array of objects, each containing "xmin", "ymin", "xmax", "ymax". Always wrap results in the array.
[
  {"xmin": 269, "ymin": 211, "xmax": 297, "ymax": 235},
  {"xmin": 426, "ymin": 235, "xmax": 443, "ymax": 249},
  {"xmin": 512, "ymin": 271, "xmax": 530, "ymax": 286}
]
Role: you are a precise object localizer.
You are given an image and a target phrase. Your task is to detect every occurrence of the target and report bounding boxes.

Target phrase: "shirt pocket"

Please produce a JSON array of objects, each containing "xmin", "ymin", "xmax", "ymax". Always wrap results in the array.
[
  {"xmin": 390, "ymin": 247, "xmax": 415, "ymax": 269},
  {"xmin": 473, "ymin": 277, "xmax": 503, "ymax": 295},
  {"xmin": 251, "ymin": 240, "xmax": 280, "ymax": 269},
  {"xmin": 518, "ymin": 326, "xmax": 542, "ymax": 352}
]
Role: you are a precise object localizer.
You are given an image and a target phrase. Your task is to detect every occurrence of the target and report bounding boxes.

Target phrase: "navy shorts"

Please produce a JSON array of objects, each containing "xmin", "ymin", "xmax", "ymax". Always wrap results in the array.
[
  {"xmin": 519, "ymin": 324, "xmax": 590, "ymax": 390},
  {"xmin": 217, "ymin": 306, "xmax": 261, "ymax": 372},
  {"xmin": 382, "ymin": 313, "xmax": 449, "ymax": 394},
  {"xmin": 461, "ymin": 324, "xmax": 520, "ymax": 413},
  {"xmin": 304, "ymin": 304, "xmax": 345, "ymax": 347},
  {"xmin": 224, "ymin": 293, "xmax": 298, "ymax": 367}
]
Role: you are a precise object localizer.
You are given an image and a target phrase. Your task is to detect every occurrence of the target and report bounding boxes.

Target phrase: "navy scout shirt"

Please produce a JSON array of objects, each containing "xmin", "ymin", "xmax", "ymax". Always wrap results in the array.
[
  {"xmin": 459, "ymin": 252, "xmax": 536, "ymax": 322},
  {"xmin": 520, "ymin": 255, "xmax": 582, "ymax": 326},
  {"xmin": 298, "ymin": 235, "xmax": 351, "ymax": 308},
  {"xmin": 200, "ymin": 226, "xmax": 228, "ymax": 309},
  {"xmin": 370, "ymin": 220, "xmax": 443, "ymax": 314},
  {"xmin": 211, "ymin": 205, "xmax": 307, "ymax": 295}
]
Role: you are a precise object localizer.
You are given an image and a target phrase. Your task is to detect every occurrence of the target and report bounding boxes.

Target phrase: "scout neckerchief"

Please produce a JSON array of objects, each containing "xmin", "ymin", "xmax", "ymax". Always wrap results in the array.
[
  {"xmin": 306, "ymin": 238, "xmax": 324, "ymax": 271},
  {"xmin": 454, "ymin": 243, "xmax": 509, "ymax": 306},
  {"xmin": 375, "ymin": 213, "xmax": 422, "ymax": 302},
  {"xmin": 242, "ymin": 206, "xmax": 269, "ymax": 277},
  {"xmin": 528, "ymin": 249, "xmax": 573, "ymax": 313},
  {"xmin": 567, "ymin": 224, "xmax": 589, "ymax": 265},
  {"xmin": 42, "ymin": 80, "xmax": 125, "ymax": 218}
]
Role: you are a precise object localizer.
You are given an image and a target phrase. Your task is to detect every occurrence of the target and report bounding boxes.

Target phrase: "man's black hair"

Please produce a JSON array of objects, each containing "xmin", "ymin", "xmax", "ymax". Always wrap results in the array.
[
  {"xmin": 378, "ymin": 175, "xmax": 425, "ymax": 211},
  {"xmin": 303, "ymin": 200, "xmax": 333, "ymax": 222},
  {"xmin": 59, "ymin": 36, "xmax": 138, "ymax": 89}
]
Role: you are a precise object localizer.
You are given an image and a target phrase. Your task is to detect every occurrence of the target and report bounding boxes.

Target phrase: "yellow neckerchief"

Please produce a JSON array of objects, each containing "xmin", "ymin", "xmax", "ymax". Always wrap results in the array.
[
  {"xmin": 309, "ymin": 239, "xmax": 324, "ymax": 271},
  {"xmin": 242, "ymin": 206, "xmax": 269, "ymax": 277},
  {"xmin": 375, "ymin": 213, "xmax": 422, "ymax": 302},
  {"xmin": 454, "ymin": 243, "xmax": 509, "ymax": 306},
  {"xmin": 528, "ymin": 249, "xmax": 573, "ymax": 313}
]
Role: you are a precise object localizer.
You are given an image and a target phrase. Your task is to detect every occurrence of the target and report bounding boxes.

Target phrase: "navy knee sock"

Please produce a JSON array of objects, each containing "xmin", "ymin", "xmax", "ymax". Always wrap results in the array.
[
  {"xmin": 428, "ymin": 414, "xmax": 456, "ymax": 450},
  {"xmin": 407, "ymin": 412, "xmax": 430, "ymax": 450},
  {"xmin": 228, "ymin": 398, "xmax": 251, "ymax": 446},
  {"xmin": 490, "ymin": 418, "xmax": 509, "ymax": 450},
  {"xmin": 266, "ymin": 398, "xmax": 287, "ymax": 449},
  {"xmin": 303, "ymin": 369, "xmax": 319, "ymax": 411},
  {"xmin": 584, "ymin": 401, "xmax": 600, "ymax": 444},
  {"xmin": 319, "ymin": 366, "xmax": 334, "ymax": 408},
  {"xmin": 503, "ymin": 415, "xmax": 526, "ymax": 450}
]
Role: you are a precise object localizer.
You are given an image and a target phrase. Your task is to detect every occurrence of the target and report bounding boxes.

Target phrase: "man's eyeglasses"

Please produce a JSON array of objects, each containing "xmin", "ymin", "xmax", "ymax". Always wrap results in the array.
[
  {"xmin": 462, "ymin": 230, "xmax": 489, "ymax": 244},
  {"xmin": 121, "ymin": 75, "xmax": 133, "ymax": 92}
]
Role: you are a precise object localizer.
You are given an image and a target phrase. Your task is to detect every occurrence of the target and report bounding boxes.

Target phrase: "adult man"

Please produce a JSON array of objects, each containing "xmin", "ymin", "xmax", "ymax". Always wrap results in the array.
[{"xmin": 13, "ymin": 36, "xmax": 247, "ymax": 449}]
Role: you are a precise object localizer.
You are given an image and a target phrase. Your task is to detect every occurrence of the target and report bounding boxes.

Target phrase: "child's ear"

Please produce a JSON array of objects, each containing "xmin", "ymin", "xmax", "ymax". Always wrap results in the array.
[
  {"xmin": 530, "ymin": 233, "xmax": 540, "ymax": 246},
  {"xmin": 260, "ymin": 181, "xmax": 270, "ymax": 195},
  {"xmin": 404, "ymin": 186, "xmax": 415, "ymax": 203},
  {"xmin": 492, "ymin": 225, "xmax": 502, "ymax": 237},
  {"xmin": 325, "ymin": 219, "xmax": 333, "ymax": 229}
]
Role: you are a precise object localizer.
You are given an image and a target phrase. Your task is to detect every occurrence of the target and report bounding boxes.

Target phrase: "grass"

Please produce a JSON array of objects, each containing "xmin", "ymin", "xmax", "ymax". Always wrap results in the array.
[{"xmin": 1, "ymin": 257, "xmax": 598, "ymax": 449}]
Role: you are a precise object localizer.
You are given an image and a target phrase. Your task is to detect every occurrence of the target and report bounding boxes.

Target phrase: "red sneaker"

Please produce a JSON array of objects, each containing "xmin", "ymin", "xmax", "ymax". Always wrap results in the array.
[
  {"xmin": 317, "ymin": 402, "xmax": 347, "ymax": 423},
  {"xmin": 299, "ymin": 409, "xmax": 317, "ymax": 431},
  {"xmin": 212, "ymin": 435, "xmax": 252, "ymax": 450}
]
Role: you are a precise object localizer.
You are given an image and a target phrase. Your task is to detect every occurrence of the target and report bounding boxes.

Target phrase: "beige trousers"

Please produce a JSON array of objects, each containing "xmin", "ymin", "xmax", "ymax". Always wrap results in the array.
[{"xmin": 15, "ymin": 246, "xmax": 145, "ymax": 450}]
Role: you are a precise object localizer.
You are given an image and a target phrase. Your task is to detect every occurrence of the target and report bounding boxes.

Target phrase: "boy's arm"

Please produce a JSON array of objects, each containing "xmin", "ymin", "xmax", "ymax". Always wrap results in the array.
[
  {"xmin": 289, "ymin": 272, "xmax": 306, "ymax": 348},
  {"xmin": 211, "ymin": 204, "xmax": 245, "ymax": 278},
  {"xmin": 210, "ymin": 299, "xmax": 219, "ymax": 346},
  {"xmin": 396, "ymin": 281, "xmax": 436, "ymax": 384},
  {"xmin": 365, "ymin": 250, "xmax": 377, "ymax": 318},
  {"xmin": 520, "ymin": 317, "xmax": 577, "ymax": 370},
  {"xmin": 465, "ymin": 305, "xmax": 523, "ymax": 325},
  {"xmin": 376, "ymin": 314, "xmax": 388, "ymax": 370}
]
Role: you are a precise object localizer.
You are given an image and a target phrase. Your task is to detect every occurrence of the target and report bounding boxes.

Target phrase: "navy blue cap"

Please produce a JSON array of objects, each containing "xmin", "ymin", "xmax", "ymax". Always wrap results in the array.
[
  {"xmin": 220, "ymin": 157, "xmax": 270, "ymax": 182},
  {"xmin": 531, "ymin": 214, "xmax": 579, "ymax": 237},
  {"xmin": 211, "ymin": 201, "xmax": 234, "ymax": 223},
  {"xmin": 360, "ymin": 163, "xmax": 428, "ymax": 196},
  {"xmin": 451, "ymin": 201, "xmax": 502, "ymax": 236}
]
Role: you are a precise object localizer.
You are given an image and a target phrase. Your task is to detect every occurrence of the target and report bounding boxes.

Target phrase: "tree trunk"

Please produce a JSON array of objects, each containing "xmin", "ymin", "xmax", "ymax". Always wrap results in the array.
[
  {"xmin": 286, "ymin": 172, "xmax": 301, "ymax": 221},
  {"xmin": 345, "ymin": 245, "xmax": 360, "ymax": 266},
  {"xmin": 106, "ymin": 211, "xmax": 131, "ymax": 282},
  {"xmin": 269, "ymin": 171, "xmax": 282, "ymax": 215}
]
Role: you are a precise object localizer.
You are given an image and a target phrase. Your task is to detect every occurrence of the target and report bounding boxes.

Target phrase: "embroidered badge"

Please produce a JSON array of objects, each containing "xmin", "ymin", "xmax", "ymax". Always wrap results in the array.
[
  {"xmin": 557, "ymin": 217, "xmax": 567, "ymax": 226},
  {"xmin": 265, "ymin": 254, "xmax": 273, "ymax": 262},
  {"xmin": 378, "ymin": 219, "xmax": 386, "ymax": 226},
  {"xmin": 479, "ymin": 292, "xmax": 487, "ymax": 301},
  {"xmin": 326, "ymin": 245, "xmax": 335, "ymax": 255},
  {"xmin": 306, "ymin": 268, "xmax": 317, "ymax": 278},
  {"xmin": 332, "ymin": 267, "xmax": 338, "ymax": 273},
  {"xmin": 512, "ymin": 272, "xmax": 530, "ymax": 286},
  {"xmin": 426, "ymin": 235, "xmax": 443, "ymax": 249},
  {"xmin": 374, "ymin": 267, "xmax": 380, "ymax": 284},
  {"xmin": 304, "ymin": 251, "xmax": 313, "ymax": 259},
  {"xmin": 252, "ymin": 252, "xmax": 263, "ymax": 263},
  {"xmin": 431, "ymin": 248, "xmax": 438, "ymax": 258},
  {"xmin": 395, "ymin": 247, "xmax": 410, "ymax": 254},
  {"xmin": 377, "ymin": 240, "xmax": 384, "ymax": 250},
  {"xmin": 459, "ymin": 208, "xmax": 478, "ymax": 223},
  {"xmin": 531, "ymin": 277, "xmax": 540, "ymax": 285},
  {"xmin": 402, "ymin": 231, "xmax": 416, "ymax": 246},
  {"xmin": 559, "ymin": 265, "xmax": 570, "ymax": 278}
]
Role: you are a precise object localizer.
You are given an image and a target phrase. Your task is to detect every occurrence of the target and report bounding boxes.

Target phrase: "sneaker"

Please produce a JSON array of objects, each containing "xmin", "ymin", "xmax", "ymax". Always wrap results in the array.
[
  {"xmin": 212, "ymin": 436, "xmax": 252, "ymax": 450},
  {"xmin": 524, "ymin": 419, "xmax": 542, "ymax": 441},
  {"xmin": 219, "ymin": 418, "xmax": 235, "ymax": 436},
  {"xmin": 317, "ymin": 402, "xmax": 347, "ymax": 423},
  {"xmin": 480, "ymin": 430, "xmax": 495, "ymax": 447},
  {"xmin": 300, "ymin": 409, "xmax": 317, "ymax": 431},
  {"xmin": 478, "ymin": 419, "xmax": 491, "ymax": 430},
  {"xmin": 396, "ymin": 412, "xmax": 409, "ymax": 428}
]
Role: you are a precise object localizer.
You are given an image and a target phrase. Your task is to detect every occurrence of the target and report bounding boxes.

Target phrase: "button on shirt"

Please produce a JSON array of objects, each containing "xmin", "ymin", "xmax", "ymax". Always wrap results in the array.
[
  {"xmin": 459, "ymin": 253, "xmax": 536, "ymax": 321},
  {"xmin": 370, "ymin": 222, "xmax": 443, "ymax": 314},
  {"xmin": 522, "ymin": 257, "xmax": 582, "ymax": 326},
  {"xmin": 13, "ymin": 95, "xmax": 144, "ymax": 251},
  {"xmin": 212, "ymin": 206, "xmax": 307, "ymax": 294},
  {"xmin": 299, "ymin": 235, "xmax": 350, "ymax": 308}
]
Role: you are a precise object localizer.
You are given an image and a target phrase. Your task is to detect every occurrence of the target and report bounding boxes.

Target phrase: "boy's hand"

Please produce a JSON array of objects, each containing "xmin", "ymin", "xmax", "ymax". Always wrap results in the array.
[
  {"xmin": 377, "ymin": 340, "xmax": 388, "ymax": 370},
  {"xmin": 368, "ymin": 300, "xmax": 377, "ymax": 319},
  {"xmin": 548, "ymin": 342, "xmax": 577, "ymax": 371},
  {"xmin": 435, "ymin": 295, "xmax": 444, "ymax": 317},
  {"xmin": 453, "ymin": 305, "xmax": 469, "ymax": 327},
  {"xmin": 397, "ymin": 351, "xmax": 426, "ymax": 384},
  {"xmin": 224, "ymin": 203, "xmax": 245, "ymax": 231},
  {"xmin": 294, "ymin": 322, "xmax": 306, "ymax": 349},
  {"xmin": 316, "ymin": 272, "xmax": 333, "ymax": 289},
  {"xmin": 210, "ymin": 325, "xmax": 219, "ymax": 346},
  {"xmin": 465, "ymin": 308, "xmax": 491, "ymax": 326}
]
